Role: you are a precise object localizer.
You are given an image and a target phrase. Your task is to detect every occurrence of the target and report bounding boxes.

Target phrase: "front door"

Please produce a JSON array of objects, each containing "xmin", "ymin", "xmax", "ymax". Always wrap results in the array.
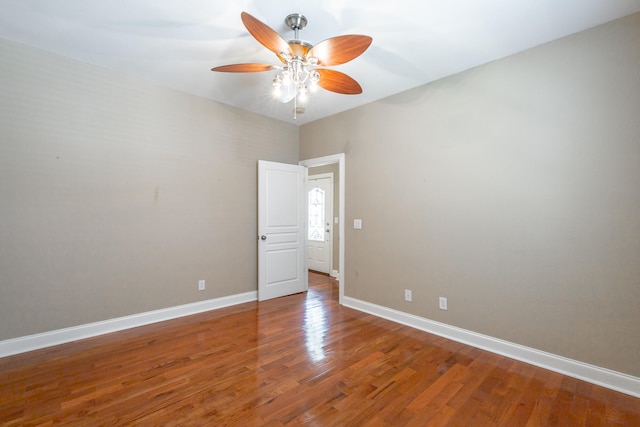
[
  {"xmin": 306, "ymin": 174, "xmax": 333, "ymax": 274},
  {"xmin": 257, "ymin": 160, "xmax": 307, "ymax": 301}
]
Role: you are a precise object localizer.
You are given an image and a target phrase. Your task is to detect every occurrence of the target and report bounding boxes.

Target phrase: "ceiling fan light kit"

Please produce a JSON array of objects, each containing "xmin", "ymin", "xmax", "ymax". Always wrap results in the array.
[{"xmin": 211, "ymin": 11, "xmax": 372, "ymax": 120}]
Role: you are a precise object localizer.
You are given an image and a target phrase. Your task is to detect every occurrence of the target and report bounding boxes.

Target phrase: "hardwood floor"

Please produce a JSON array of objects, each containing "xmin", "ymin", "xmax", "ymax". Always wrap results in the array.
[{"xmin": 1, "ymin": 272, "xmax": 638, "ymax": 426}]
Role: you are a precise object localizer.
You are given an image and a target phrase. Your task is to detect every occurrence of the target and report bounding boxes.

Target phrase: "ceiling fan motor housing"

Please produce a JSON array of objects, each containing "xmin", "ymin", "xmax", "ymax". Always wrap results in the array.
[{"xmin": 284, "ymin": 13, "xmax": 312, "ymax": 59}]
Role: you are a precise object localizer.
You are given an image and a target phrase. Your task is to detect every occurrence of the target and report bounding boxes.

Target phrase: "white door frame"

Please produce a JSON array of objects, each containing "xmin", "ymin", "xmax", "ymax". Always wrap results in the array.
[{"xmin": 299, "ymin": 153, "xmax": 345, "ymax": 305}]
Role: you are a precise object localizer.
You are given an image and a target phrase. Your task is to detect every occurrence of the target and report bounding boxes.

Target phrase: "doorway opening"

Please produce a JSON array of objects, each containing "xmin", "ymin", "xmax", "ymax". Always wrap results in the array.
[
  {"xmin": 299, "ymin": 154, "xmax": 345, "ymax": 305},
  {"xmin": 306, "ymin": 172, "xmax": 334, "ymax": 275}
]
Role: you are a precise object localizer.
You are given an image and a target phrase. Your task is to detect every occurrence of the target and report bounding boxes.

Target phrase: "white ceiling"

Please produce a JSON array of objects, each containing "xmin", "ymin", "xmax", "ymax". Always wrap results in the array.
[{"xmin": 1, "ymin": 1, "xmax": 640, "ymax": 125}]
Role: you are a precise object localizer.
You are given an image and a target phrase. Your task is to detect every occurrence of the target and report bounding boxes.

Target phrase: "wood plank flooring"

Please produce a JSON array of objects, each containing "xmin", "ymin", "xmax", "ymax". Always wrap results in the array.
[{"xmin": 1, "ymin": 272, "xmax": 638, "ymax": 426}]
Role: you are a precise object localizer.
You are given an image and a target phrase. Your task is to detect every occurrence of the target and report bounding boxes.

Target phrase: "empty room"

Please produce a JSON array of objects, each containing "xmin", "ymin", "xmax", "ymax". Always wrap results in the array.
[{"xmin": 1, "ymin": 1, "xmax": 639, "ymax": 425}]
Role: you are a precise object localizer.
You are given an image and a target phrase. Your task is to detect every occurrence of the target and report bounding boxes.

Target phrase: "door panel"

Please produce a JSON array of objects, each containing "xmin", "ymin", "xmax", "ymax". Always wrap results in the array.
[{"xmin": 258, "ymin": 160, "xmax": 307, "ymax": 301}]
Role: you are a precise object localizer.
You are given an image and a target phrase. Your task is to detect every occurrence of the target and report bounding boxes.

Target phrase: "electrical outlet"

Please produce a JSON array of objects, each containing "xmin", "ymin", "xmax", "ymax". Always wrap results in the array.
[
  {"xmin": 439, "ymin": 297, "xmax": 448, "ymax": 310},
  {"xmin": 198, "ymin": 280, "xmax": 205, "ymax": 291},
  {"xmin": 404, "ymin": 289, "xmax": 412, "ymax": 302}
]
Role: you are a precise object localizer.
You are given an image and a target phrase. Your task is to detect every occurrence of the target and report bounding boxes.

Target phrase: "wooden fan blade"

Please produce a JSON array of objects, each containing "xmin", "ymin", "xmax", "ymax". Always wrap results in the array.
[
  {"xmin": 316, "ymin": 69, "xmax": 363, "ymax": 94},
  {"xmin": 211, "ymin": 63, "xmax": 274, "ymax": 72},
  {"xmin": 241, "ymin": 12, "xmax": 292, "ymax": 58},
  {"xmin": 307, "ymin": 35, "xmax": 372, "ymax": 66}
]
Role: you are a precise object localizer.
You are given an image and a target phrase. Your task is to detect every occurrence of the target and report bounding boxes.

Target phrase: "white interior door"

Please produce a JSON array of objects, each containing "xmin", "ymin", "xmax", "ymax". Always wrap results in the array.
[
  {"xmin": 258, "ymin": 160, "xmax": 307, "ymax": 301},
  {"xmin": 307, "ymin": 174, "xmax": 333, "ymax": 274}
]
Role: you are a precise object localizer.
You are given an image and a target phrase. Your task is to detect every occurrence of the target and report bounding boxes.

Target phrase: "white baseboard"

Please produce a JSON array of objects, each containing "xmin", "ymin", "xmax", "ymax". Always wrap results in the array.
[
  {"xmin": 330, "ymin": 270, "xmax": 340, "ymax": 281},
  {"xmin": 343, "ymin": 296, "xmax": 640, "ymax": 398},
  {"xmin": 0, "ymin": 291, "xmax": 257, "ymax": 358}
]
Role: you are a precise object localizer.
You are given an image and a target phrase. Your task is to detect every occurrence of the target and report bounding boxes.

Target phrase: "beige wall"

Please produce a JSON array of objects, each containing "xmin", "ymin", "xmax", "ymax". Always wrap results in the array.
[
  {"xmin": 308, "ymin": 164, "xmax": 340, "ymax": 273},
  {"xmin": 300, "ymin": 13, "xmax": 640, "ymax": 377},
  {"xmin": 0, "ymin": 39, "xmax": 298, "ymax": 340}
]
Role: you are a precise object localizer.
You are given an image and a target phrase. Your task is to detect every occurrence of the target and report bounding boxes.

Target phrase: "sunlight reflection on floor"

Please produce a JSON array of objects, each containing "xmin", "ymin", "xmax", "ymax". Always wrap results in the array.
[{"xmin": 304, "ymin": 299, "xmax": 328, "ymax": 363}]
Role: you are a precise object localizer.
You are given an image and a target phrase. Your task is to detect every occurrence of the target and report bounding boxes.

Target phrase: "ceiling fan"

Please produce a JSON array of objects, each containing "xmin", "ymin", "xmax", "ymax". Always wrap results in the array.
[{"xmin": 212, "ymin": 12, "xmax": 372, "ymax": 116}]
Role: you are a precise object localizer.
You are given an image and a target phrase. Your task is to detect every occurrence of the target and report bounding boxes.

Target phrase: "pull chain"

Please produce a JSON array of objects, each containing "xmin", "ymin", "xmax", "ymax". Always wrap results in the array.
[{"xmin": 294, "ymin": 93, "xmax": 297, "ymax": 121}]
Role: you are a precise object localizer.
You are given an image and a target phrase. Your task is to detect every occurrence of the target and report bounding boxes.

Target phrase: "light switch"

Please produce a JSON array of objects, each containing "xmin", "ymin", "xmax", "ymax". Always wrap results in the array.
[{"xmin": 353, "ymin": 219, "xmax": 362, "ymax": 229}]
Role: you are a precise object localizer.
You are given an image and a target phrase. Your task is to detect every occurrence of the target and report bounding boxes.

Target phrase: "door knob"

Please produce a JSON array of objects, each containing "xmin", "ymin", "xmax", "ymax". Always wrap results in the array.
[{"xmin": 260, "ymin": 235, "xmax": 267, "ymax": 240}]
